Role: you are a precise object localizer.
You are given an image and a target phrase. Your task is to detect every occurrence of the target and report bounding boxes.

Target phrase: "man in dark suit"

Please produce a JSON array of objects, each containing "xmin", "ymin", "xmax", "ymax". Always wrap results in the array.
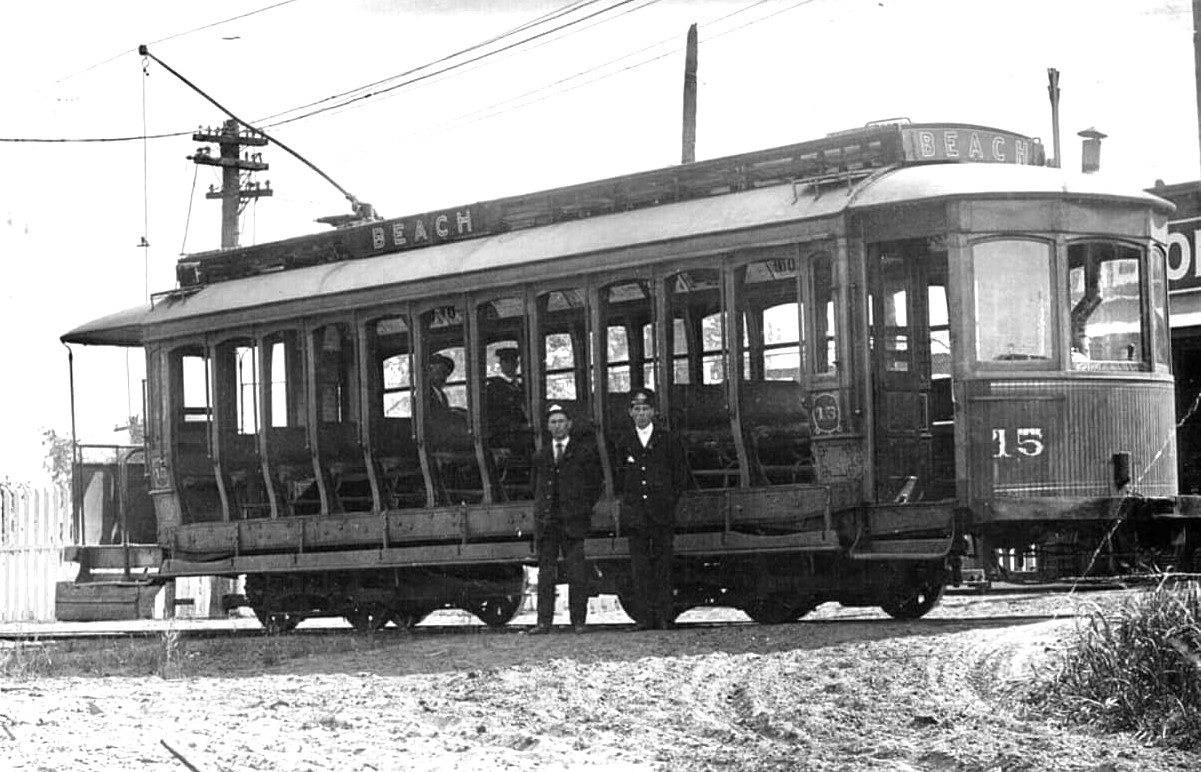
[
  {"xmin": 613, "ymin": 388, "xmax": 690, "ymax": 630},
  {"xmin": 528, "ymin": 403, "xmax": 603, "ymax": 634}
]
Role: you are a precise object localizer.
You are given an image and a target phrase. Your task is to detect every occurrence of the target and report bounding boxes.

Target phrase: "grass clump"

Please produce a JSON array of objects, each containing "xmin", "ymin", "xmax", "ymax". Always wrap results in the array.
[{"xmin": 1030, "ymin": 581, "xmax": 1201, "ymax": 749}]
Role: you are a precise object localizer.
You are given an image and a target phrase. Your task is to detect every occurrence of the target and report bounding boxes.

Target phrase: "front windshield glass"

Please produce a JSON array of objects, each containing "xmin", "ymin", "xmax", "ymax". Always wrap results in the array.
[
  {"xmin": 1069, "ymin": 241, "xmax": 1145, "ymax": 371},
  {"xmin": 973, "ymin": 239, "xmax": 1053, "ymax": 362}
]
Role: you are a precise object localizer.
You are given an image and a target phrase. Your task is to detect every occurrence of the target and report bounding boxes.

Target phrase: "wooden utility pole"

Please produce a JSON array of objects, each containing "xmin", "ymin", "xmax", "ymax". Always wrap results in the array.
[
  {"xmin": 1194, "ymin": 0, "xmax": 1201, "ymax": 178},
  {"xmin": 189, "ymin": 119, "xmax": 272, "ymax": 249},
  {"xmin": 682, "ymin": 23, "xmax": 698, "ymax": 164},
  {"xmin": 1046, "ymin": 68, "xmax": 1061, "ymax": 169}
]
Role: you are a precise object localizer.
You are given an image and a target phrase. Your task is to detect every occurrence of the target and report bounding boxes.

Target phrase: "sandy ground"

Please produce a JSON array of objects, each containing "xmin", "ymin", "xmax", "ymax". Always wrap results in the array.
[{"xmin": 2, "ymin": 589, "xmax": 1199, "ymax": 772}]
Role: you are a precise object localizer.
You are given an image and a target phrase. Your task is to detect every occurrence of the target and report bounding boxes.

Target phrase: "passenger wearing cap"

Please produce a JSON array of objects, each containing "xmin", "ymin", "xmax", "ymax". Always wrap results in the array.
[
  {"xmin": 528, "ymin": 403, "xmax": 603, "ymax": 635},
  {"xmin": 427, "ymin": 353, "xmax": 455, "ymax": 412},
  {"xmin": 486, "ymin": 347, "xmax": 528, "ymax": 443},
  {"xmin": 613, "ymin": 388, "xmax": 690, "ymax": 630}
]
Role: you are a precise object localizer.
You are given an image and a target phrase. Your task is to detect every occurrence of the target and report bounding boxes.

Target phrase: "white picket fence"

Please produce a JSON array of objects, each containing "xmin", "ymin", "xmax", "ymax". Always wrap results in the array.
[{"xmin": 0, "ymin": 483, "xmax": 75, "ymax": 622}]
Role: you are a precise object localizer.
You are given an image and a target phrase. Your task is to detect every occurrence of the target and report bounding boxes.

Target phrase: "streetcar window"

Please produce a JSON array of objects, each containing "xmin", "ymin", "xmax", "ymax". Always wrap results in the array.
[
  {"xmin": 178, "ymin": 349, "xmax": 211, "ymax": 424},
  {"xmin": 701, "ymin": 313, "xmax": 724, "ymax": 384},
  {"xmin": 545, "ymin": 333, "xmax": 577, "ymax": 400},
  {"xmin": 423, "ymin": 304, "xmax": 467, "ymax": 410},
  {"xmin": 375, "ymin": 316, "xmax": 413, "ymax": 418},
  {"xmin": 478, "ymin": 294, "xmax": 529, "ymax": 444},
  {"xmin": 312, "ymin": 323, "xmax": 357, "ymax": 425},
  {"xmin": 738, "ymin": 254, "xmax": 801, "ymax": 383},
  {"xmin": 367, "ymin": 314, "xmax": 425, "ymax": 509},
  {"xmin": 1151, "ymin": 245, "xmax": 1171, "ymax": 371},
  {"xmin": 813, "ymin": 254, "xmax": 838, "ymax": 375},
  {"xmin": 540, "ymin": 288, "xmax": 587, "ymax": 408},
  {"xmin": 666, "ymin": 268, "xmax": 723, "ymax": 387},
  {"xmin": 641, "ymin": 323, "xmax": 657, "ymax": 389},
  {"xmin": 170, "ymin": 346, "xmax": 219, "ymax": 523},
  {"xmin": 263, "ymin": 331, "xmax": 305, "ymax": 429},
  {"xmin": 762, "ymin": 303, "xmax": 800, "ymax": 381},
  {"xmin": 1068, "ymin": 241, "xmax": 1145, "ymax": 370},
  {"xmin": 212, "ymin": 338, "xmax": 260, "ymax": 499},
  {"xmin": 601, "ymin": 280, "xmax": 652, "ymax": 397},
  {"xmin": 672, "ymin": 317, "xmax": 690, "ymax": 384},
  {"xmin": 972, "ymin": 240, "xmax": 1053, "ymax": 363},
  {"xmin": 735, "ymin": 251, "xmax": 812, "ymax": 486},
  {"xmin": 607, "ymin": 325, "xmax": 631, "ymax": 392}
]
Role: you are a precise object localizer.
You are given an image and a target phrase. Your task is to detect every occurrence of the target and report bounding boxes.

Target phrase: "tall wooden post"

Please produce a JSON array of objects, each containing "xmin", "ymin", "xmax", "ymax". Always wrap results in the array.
[
  {"xmin": 1194, "ymin": 0, "xmax": 1201, "ymax": 178},
  {"xmin": 1047, "ymin": 68, "xmax": 1061, "ymax": 169},
  {"xmin": 189, "ymin": 120, "xmax": 271, "ymax": 249},
  {"xmin": 682, "ymin": 23, "xmax": 698, "ymax": 165}
]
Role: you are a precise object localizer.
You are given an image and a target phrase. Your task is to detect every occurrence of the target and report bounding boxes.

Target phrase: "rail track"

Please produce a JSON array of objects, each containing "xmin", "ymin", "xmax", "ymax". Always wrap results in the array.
[{"xmin": 0, "ymin": 582, "xmax": 1109, "ymax": 645}]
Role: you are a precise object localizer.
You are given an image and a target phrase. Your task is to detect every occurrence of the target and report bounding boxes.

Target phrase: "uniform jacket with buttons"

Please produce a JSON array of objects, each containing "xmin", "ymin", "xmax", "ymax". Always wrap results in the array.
[
  {"xmin": 532, "ymin": 434, "xmax": 603, "ymax": 540},
  {"xmin": 613, "ymin": 424, "xmax": 690, "ymax": 528}
]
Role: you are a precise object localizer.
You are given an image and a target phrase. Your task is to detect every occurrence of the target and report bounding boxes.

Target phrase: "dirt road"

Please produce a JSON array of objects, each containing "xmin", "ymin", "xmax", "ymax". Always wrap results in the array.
[{"xmin": 2, "ymin": 589, "xmax": 1197, "ymax": 771}]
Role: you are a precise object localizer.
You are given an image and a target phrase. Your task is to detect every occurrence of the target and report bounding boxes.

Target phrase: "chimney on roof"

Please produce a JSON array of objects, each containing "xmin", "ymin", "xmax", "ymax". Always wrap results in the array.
[{"xmin": 1079, "ymin": 127, "xmax": 1106, "ymax": 174}]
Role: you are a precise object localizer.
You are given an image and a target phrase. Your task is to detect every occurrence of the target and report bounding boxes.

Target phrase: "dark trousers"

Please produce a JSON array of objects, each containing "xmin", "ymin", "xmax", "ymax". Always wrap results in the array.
[
  {"xmin": 628, "ymin": 521, "xmax": 674, "ymax": 626},
  {"xmin": 536, "ymin": 528, "xmax": 589, "ymax": 626}
]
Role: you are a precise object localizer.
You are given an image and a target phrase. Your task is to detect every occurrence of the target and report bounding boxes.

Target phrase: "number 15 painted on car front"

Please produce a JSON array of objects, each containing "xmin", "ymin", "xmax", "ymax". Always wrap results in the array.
[{"xmin": 992, "ymin": 427, "xmax": 1045, "ymax": 458}]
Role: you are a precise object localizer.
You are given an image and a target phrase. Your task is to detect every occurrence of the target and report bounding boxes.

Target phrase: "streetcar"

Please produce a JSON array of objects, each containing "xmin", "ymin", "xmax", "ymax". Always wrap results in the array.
[{"xmin": 61, "ymin": 120, "xmax": 1198, "ymax": 630}]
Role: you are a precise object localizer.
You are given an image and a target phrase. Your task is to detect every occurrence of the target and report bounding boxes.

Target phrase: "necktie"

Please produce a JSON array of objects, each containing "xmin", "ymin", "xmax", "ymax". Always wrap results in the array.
[{"xmin": 554, "ymin": 441, "xmax": 564, "ymax": 464}]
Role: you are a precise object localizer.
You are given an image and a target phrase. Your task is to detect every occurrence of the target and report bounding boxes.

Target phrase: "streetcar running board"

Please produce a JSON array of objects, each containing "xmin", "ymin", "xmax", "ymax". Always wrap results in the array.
[{"xmin": 849, "ymin": 537, "xmax": 955, "ymax": 561}]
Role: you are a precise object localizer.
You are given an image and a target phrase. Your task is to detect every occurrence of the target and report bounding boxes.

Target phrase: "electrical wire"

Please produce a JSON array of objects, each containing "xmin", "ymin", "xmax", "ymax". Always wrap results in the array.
[
  {"xmin": 259, "ymin": 0, "xmax": 651, "ymax": 130},
  {"xmin": 293, "ymin": 0, "xmax": 664, "ymax": 125},
  {"xmin": 256, "ymin": 0, "xmax": 615, "ymax": 125},
  {"xmin": 50, "ymin": 0, "xmax": 305, "ymax": 87},
  {"xmin": 398, "ymin": 0, "xmax": 812, "ymax": 140},
  {"xmin": 0, "ymin": 0, "xmax": 647, "ymax": 143},
  {"xmin": 180, "ymin": 159, "xmax": 200, "ymax": 256}
]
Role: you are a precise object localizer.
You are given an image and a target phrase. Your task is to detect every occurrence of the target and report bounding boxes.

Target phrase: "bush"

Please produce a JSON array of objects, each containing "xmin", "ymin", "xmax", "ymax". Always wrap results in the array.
[{"xmin": 1030, "ymin": 581, "xmax": 1201, "ymax": 749}]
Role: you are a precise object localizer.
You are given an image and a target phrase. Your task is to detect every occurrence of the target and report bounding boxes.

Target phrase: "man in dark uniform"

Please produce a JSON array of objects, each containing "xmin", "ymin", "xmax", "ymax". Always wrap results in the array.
[
  {"xmin": 529, "ymin": 404, "xmax": 603, "ymax": 634},
  {"xmin": 613, "ymin": 388, "xmax": 690, "ymax": 630}
]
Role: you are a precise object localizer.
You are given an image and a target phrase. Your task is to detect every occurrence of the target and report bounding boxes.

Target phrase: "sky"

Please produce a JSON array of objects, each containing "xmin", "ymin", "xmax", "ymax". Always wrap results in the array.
[{"xmin": 0, "ymin": 0, "xmax": 1197, "ymax": 483}]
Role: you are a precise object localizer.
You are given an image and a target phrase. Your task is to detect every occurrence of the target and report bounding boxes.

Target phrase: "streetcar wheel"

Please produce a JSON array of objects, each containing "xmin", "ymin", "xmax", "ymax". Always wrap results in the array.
[
  {"xmin": 880, "ymin": 581, "xmax": 945, "ymax": 620},
  {"xmin": 742, "ymin": 594, "xmax": 815, "ymax": 625},
  {"xmin": 617, "ymin": 592, "xmax": 682, "ymax": 626},
  {"xmin": 345, "ymin": 604, "xmax": 392, "ymax": 633},
  {"xmin": 617, "ymin": 591, "xmax": 650, "ymax": 626},
  {"xmin": 470, "ymin": 594, "xmax": 522, "ymax": 628}
]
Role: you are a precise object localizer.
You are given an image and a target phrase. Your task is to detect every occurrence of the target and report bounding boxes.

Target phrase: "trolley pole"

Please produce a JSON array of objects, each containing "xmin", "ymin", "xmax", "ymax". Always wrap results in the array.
[
  {"xmin": 189, "ymin": 119, "xmax": 272, "ymax": 249},
  {"xmin": 681, "ymin": 23, "xmax": 698, "ymax": 165}
]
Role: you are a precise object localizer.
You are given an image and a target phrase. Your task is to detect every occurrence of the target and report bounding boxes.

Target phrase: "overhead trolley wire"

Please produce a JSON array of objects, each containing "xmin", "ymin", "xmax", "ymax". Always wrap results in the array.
[
  {"xmin": 281, "ymin": 0, "xmax": 664, "ymax": 126},
  {"xmin": 255, "ymin": 0, "xmax": 615, "ymax": 125},
  {"xmin": 400, "ymin": 0, "xmax": 814, "ymax": 139},
  {"xmin": 0, "ymin": 0, "xmax": 813, "ymax": 145},
  {"xmin": 50, "ymin": 0, "xmax": 306, "ymax": 87},
  {"xmin": 258, "ymin": 0, "xmax": 652, "ymax": 130}
]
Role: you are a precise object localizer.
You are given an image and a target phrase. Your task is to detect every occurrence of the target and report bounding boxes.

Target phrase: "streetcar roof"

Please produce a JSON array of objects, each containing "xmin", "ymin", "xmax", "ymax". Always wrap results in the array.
[
  {"xmin": 852, "ymin": 162, "xmax": 1175, "ymax": 211},
  {"xmin": 62, "ymin": 163, "xmax": 1171, "ymax": 347}
]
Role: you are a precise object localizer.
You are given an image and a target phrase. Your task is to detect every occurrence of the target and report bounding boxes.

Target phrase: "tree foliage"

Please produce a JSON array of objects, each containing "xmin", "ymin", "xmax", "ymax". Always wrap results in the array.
[{"xmin": 40, "ymin": 428, "xmax": 74, "ymax": 488}]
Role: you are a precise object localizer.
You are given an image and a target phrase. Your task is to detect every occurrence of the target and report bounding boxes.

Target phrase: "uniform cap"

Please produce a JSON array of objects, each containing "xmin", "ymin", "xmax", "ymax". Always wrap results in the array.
[
  {"xmin": 546, "ymin": 403, "xmax": 571, "ymax": 419},
  {"xmin": 629, "ymin": 388, "xmax": 656, "ymax": 407},
  {"xmin": 429, "ymin": 353, "xmax": 455, "ymax": 372},
  {"xmin": 496, "ymin": 347, "xmax": 520, "ymax": 362}
]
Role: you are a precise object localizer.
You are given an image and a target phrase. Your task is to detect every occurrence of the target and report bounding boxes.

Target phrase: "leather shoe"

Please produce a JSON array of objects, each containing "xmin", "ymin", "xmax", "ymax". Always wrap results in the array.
[
  {"xmin": 633, "ymin": 621, "xmax": 653, "ymax": 631},
  {"xmin": 527, "ymin": 624, "xmax": 553, "ymax": 635},
  {"xmin": 572, "ymin": 624, "xmax": 587, "ymax": 634}
]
